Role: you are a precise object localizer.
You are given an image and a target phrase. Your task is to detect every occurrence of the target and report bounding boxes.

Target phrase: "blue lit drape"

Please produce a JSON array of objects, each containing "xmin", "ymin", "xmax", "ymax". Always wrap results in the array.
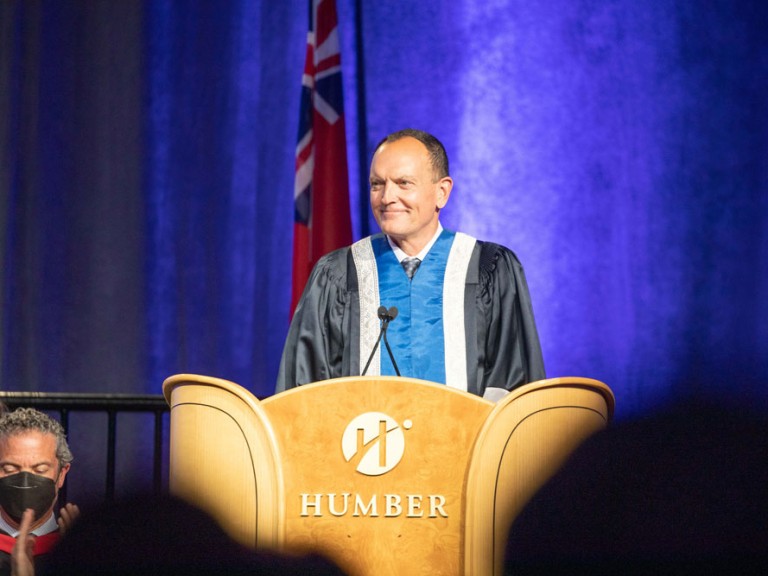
[{"xmin": 2, "ymin": 0, "xmax": 767, "ymax": 435}]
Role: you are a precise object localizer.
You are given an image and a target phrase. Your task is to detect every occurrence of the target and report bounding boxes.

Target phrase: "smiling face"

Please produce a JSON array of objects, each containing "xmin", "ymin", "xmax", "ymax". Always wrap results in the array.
[{"xmin": 369, "ymin": 136, "xmax": 453, "ymax": 255}]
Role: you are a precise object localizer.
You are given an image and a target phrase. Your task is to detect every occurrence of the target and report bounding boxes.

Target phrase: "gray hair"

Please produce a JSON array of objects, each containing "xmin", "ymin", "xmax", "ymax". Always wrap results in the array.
[{"xmin": 0, "ymin": 407, "xmax": 74, "ymax": 468}]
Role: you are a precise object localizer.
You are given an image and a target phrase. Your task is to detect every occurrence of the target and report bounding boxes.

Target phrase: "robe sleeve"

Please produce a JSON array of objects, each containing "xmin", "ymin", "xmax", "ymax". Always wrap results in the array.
[
  {"xmin": 477, "ymin": 243, "xmax": 546, "ymax": 394},
  {"xmin": 275, "ymin": 249, "xmax": 350, "ymax": 393}
]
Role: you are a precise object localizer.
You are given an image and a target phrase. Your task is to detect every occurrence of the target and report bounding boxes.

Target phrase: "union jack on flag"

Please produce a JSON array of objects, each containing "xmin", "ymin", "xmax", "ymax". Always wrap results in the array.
[{"xmin": 292, "ymin": 0, "xmax": 352, "ymax": 317}]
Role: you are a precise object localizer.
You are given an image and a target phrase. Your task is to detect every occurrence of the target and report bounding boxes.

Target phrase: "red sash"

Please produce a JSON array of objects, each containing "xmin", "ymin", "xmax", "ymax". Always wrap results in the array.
[{"xmin": 0, "ymin": 531, "xmax": 60, "ymax": 555}]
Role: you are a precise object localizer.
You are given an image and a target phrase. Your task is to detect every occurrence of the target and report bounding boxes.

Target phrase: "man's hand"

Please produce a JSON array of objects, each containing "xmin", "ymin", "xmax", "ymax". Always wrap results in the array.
[
  {"xmin": 57, "ymin": 503, "xmax": 80, "ymax": 536},
  {"xmin": 11, "ymin": 508, "xmax": 36, "ymax": 576}
]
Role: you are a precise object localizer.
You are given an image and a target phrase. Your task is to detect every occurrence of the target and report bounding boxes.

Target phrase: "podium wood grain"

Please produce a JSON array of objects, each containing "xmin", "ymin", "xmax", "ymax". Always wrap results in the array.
[{"xmin": 164, "ymin": 375, "xmax": 614, "ymax": 576}]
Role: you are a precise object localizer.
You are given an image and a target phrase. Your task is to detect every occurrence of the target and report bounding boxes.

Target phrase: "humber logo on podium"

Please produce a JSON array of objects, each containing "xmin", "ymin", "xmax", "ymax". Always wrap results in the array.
[
  {"xmin": 341, "ymin": 412, "xmax": 412, "ymax": 476},
  {"xmin": 298, "ymin": 411, "xmax": 448, "ymax": 519}
]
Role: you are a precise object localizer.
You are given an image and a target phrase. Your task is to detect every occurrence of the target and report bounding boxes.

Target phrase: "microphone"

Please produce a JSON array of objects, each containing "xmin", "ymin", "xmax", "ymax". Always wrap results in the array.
[
  {"xmin": 378, "ymin": 305, "xmax": 398, "ymax": 322},
  {"xmin": 378, "ymin": 306, "xmax": 401, "ymax": 377},
  {"xmin": 361, "ymin": 306, "xmax": 401, "ymax": 376}
]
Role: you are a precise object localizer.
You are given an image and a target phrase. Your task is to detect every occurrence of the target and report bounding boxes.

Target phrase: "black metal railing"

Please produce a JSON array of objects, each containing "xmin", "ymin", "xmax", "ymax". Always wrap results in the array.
[{"xmin": 0, "ymin": 392, "xmax": 169, "ymax": 501}]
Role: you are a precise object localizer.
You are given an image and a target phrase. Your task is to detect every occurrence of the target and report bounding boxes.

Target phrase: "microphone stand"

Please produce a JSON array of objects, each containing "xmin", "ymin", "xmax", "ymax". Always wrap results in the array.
[
  {"xmin": 381, "ymin": 316, "xmax": 400, "ymax": 376},
  {"xmin": 361, "ymin": 306, "xmax": 401, "ymax": 376}
]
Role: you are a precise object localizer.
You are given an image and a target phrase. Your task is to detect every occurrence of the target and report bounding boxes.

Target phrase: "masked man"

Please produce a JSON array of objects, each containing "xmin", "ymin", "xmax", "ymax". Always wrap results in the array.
[{"xmin": 0, "ymin": 408, "xmax": 79, "ymax": 576}]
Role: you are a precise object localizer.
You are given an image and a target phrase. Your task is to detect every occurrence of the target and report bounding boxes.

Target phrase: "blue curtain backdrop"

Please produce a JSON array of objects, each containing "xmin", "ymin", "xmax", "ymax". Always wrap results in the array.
[{"xmin": 2, "ymin": 0, "xmax": 767, "ymax": 495}]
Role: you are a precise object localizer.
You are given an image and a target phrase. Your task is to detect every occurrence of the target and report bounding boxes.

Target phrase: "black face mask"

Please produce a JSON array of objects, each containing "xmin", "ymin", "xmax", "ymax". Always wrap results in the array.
[{"xmin": 0, "ymin": 472, "xmax": 57, "ymax": 524}]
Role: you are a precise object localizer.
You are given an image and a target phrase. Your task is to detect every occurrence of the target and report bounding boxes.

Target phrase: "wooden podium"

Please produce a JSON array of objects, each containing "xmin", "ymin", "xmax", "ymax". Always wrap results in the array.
[{"xmin": 163, "ymin": 375, "xmax": 614, "ymax": 576}]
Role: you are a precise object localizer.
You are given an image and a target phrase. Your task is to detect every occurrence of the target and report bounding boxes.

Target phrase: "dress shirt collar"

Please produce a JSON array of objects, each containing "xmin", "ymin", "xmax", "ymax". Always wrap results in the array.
[
  {"xmin": 0, "ymin": 510, "xmax": 57, "ymax": 537},
  {"xmin": 387, "ymin": 222, "xmax": 443, "ymax": 263}
]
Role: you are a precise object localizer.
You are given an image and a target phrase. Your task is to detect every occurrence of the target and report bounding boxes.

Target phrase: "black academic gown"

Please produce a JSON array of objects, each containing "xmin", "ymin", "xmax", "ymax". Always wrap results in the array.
[{"xmin": 276, "ymin": 234, "xmax": 545, "ymax": 397}]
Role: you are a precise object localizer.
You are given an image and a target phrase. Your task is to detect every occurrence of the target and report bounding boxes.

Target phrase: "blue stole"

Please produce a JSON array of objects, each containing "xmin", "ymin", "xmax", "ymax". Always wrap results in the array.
[{"xmin": 371, "ymin": 230, "xmax": 455, "ymax": 384}]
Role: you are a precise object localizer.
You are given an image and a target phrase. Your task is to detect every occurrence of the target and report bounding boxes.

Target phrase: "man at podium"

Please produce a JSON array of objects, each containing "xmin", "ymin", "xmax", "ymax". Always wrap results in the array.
[{"xmin": 277, "ymin": 129, "xmax": 545, "ymax": 399}]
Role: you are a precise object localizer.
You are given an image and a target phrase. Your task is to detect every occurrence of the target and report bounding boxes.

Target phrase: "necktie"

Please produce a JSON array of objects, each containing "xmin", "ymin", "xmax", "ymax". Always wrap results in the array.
[{"xmin": 402, "ymin": 257, "xmax": 421, "ymax": 280}]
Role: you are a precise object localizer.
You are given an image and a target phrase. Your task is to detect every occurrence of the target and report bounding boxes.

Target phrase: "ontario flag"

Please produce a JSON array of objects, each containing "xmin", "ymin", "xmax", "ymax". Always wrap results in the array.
[{"xmin": 292, "ymin": 0, "xmax": 352, "ymax": 317}]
